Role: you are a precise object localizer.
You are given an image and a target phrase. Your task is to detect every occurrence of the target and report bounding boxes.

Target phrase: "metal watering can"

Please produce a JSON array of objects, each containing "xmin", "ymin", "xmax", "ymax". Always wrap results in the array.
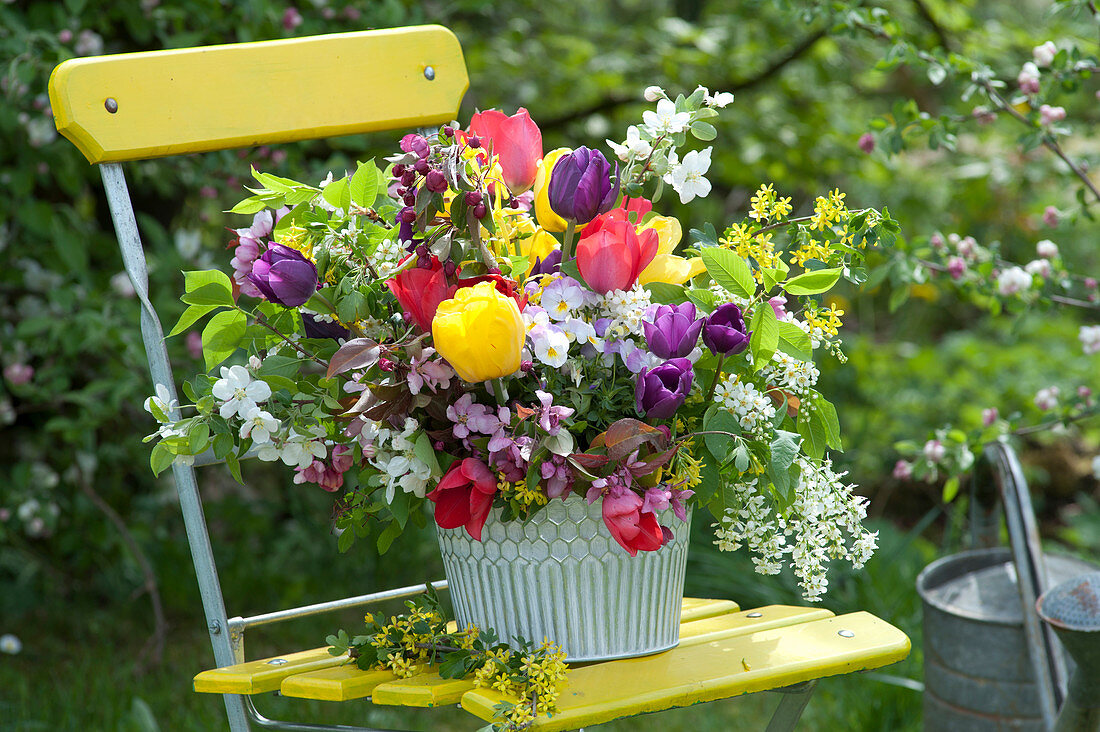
[{"xmin": 916, "ymin": 442, "xmax": 1100, "ymax": 731}]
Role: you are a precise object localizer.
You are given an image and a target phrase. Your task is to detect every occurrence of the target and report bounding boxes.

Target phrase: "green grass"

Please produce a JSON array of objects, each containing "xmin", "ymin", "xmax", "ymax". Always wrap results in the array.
[{"xmin": 1, "ymin": 516, "xmax": 929, "ymax": 731}]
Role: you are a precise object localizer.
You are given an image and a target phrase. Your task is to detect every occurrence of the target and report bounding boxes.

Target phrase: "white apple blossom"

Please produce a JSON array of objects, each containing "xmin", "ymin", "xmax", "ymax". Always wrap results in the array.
[
  {"xmin": 211, "ymin": 365, "xmax": 272, "ymax": 420},
  {"xmin": 669, "ymin": 147, "xmax": 713, "ymax": 204},
  {"xmin": 1079, "ymin": 325, "xmax": 1100, "ymax": 355},
  {"xmin": 704, "ymin": 90, "xmax": 734, "ymax": 108},
  {"xmin": 1035, "ymin": 386, "xmax": 1060, "ymax": 411},
  {"xmin": 0, "ymin": 634, "xmax": 22, "ymax": 655},
  {"xmin": 642, "ymin": 98, "xmax": 691, "ymax": 136},
  {"xmin": 997, "ymin": 266, "xmax": 1032, "ymax": 296},
  {"xmin": 1036, "ymin": 239, "xmax": 1059, "ymax": 259},
  {"xmin": 606, "ymin": 125, "xmax": 653, "ymax": 162},
  {"xmin": 1033, "ymin": 41, "xmax": 1057, "ymax": 68},
  {"xmin": 642, "ymin": 85, "xmax": 667, "ymax": 102},
  {"xmin": 239, "ymin": 406, "xmax": 279, "ymax": 444}
]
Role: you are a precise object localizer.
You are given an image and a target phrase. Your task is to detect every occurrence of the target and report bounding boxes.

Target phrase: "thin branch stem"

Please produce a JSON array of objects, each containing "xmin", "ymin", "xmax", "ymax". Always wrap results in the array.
[{"xmin": 250, "ymin": 310, "xmax": 328, "ymax": 366}]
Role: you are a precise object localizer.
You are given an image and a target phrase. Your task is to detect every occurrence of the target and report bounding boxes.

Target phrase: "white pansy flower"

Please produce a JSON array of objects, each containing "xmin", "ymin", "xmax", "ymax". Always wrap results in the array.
[
  {"xmin": 540, "ymin": 277, "xmax": 586, "ymax": 321},
  {"xmin": 239, "ymin": 406, "xmax": 279, "ymax": 444},
  {"xmin": 211, "ymin": 365, "xmax": 272, "ymax": 420},
  {"xmin": 669, "ymin": 147, "xmax": 712, "ymax": 204},
  {"xmin": 606, "ymin": 125, "xmax": 653, "ymax": 162},
  {"xmin": 642, "ymin": 98, "xmax": 691, "ymax": 136},
  {"xmin": 530, "ymin": 325, "xmax": 570, "ymax": 368}
]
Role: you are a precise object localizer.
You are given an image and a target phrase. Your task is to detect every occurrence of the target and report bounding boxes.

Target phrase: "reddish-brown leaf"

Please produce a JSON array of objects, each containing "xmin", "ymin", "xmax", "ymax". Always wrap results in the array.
[{"xmin": 326, "ymin": 338, "xmax": 380, "ymax": 378}]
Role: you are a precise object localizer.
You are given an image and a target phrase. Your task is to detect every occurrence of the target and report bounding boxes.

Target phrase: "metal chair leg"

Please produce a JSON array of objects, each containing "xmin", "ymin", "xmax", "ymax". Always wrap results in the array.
[{"xmin": 765, "ymin": 681, "xmax": 818, "ymax": 732}]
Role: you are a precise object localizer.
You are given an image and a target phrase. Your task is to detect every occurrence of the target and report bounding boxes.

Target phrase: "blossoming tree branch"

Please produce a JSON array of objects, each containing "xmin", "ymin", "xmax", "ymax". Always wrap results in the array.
[{"xmin": 145, "ymin": 86, "xmax": 897, "ymax": 600}]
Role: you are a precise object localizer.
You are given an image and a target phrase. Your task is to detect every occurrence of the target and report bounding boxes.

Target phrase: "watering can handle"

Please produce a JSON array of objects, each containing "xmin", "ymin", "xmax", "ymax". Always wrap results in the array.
[{"xmin": 976, "ymin": 442, "xmax": 1068, "ymax": 730}]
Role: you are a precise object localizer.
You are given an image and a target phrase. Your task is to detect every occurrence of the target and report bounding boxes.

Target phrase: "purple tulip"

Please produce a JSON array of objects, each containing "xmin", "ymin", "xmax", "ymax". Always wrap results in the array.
[
  {"xmin": 643, "ymin": 303, "xmax": 703, "ymax": 359},
  {"xmin": 247, "ymin": 243, "xmax": 318, "ymax": 308},
  {"xmin": 702, "ymin": 303, "xmax": 751, "ymax": 356},
  {"xmin": 530, "ymin": 248, "xmax": 563, "ymax": 276},
  {"xmin": 548, "ymin": 146, "xmax": 620, "ymax": 225},
  {"xmin": 635, "ymin": 358, "xmax": 694, "ymax": 420},
  {"xmin": 302, "ymin": 313, "xmax": 350, "ymax": 341}
]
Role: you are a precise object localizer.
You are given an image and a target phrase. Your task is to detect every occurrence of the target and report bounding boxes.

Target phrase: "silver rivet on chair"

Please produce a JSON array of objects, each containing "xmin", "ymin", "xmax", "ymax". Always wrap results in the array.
[
  {"xmin": 105, "ymin": 97, "xmax": 118, "ymax": 113},
  {"xmin": 266, "ymin": 658, "xmax": 288, "ymax": 665},
  {"xmin": 423, "ymin": 65, "xmax": 436, "ymax": 80},
  {"xmin": 838, "ymin": 629, "xmax": 855, "ymax": 638},
  {"xmin": 746, "ymin": 611, "xmax": 762, "ymax": 618}
]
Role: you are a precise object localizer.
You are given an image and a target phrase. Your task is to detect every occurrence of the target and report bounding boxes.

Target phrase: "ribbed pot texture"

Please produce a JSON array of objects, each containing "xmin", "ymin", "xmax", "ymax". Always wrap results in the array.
[{"xmin": 435, "ymin": 494, "xmax": 692, "ymax": 662}]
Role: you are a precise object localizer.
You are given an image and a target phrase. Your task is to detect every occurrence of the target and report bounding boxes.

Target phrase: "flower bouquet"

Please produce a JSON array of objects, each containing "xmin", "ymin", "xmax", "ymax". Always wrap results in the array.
[{"xmin": 147, "ymin": 84, "xmax": 896, "ymax": 659}]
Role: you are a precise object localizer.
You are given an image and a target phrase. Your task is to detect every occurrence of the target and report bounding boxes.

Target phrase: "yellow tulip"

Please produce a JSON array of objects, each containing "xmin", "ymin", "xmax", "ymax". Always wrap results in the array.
[
  {"xmin": 636, "ymin": 214, "xmax": 704, "ymax": 286},
  {"xmin": 639, "ymin": 215, "xmax": 682, "ymax": 255},
  {"xmin": 533, "ymin": 148, "xmax": 570, "ymax": 232},
  {"xmin": 432, "ymin": 281, "xmax": 525, "ymax": 383},
  {"xmin": 638, "ymin": 254, "xmax": 707, "ymax": 286}
]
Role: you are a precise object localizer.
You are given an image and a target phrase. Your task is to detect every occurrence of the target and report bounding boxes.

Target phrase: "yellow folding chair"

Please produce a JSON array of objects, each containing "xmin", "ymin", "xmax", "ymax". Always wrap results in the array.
[{"xmin": 49, "ymin": 27, "xmax": 909, "ymax": 731}]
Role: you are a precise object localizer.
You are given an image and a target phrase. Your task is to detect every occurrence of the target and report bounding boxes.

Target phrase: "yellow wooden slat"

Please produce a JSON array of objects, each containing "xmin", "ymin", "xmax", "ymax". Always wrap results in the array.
[
  {"xmin": 196, "ymin": 597, "xmax": 743, "ymax": 700},
  {"xmin": 678, "ymin": 596, "xmax": 740, "ymax": 622},
  {"xmin": 193, "ymin": 648, "xmax": 343, "ymax": 695},
  {"xmin": 370, "ymin": 605, "xmax": 828, "ymax": 708},
  {"xmin": 461, "ymin": 611, "xmax": 911, "ymax": 732},
  {"xmin": 48, "ymin": 26, "xmax": 468, "ymax": 164},
  {"xmin": 280, "ymin": 664, "xmax": 400, "ymax": 702}
]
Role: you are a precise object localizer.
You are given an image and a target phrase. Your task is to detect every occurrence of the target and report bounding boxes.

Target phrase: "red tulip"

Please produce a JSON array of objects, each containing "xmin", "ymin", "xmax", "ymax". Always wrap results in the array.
[
  {"xmin": 575, "ymin": 211, "xmax": 659, "ymax": 294},
  {"xmin": 468, "ymin": 108, "xmax": 543, "ymax": 195},
  {"xmin": 455, "ymin": 272, "xmax": 528, "ymax": 311},
  {"xmin": 602, "ymin": 489, "xmax": 664, "ymax": 556},
  {"xmin": 427, "ymin": 458, "xmax": 498, "ymax": 541},
  {"xmin": 385, "ymin": 256, "xmax": 457, "ymax": 333}
]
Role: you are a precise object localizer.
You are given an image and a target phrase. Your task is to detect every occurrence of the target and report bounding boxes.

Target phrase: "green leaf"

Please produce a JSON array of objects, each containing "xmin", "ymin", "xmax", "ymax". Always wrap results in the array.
[
  {"xmin": 769, "ymin": 430, "xmax": 801, "ymax": 471},
  {"xmin": 225, "ymin": 451, "xmax": 243, "ymax": 484},
  {"xmin": 689, "ymin": 121, "xmax": 717, "ymax": 140},
  {"xmin": 337, "ymin": 526, "xmax": 356, "ymax": 553},
  {"xmin": 184, "ymin": 269, "xmax": 234, "ymax": 295},
  {"xmin": 703, "ymin": 410, "xmax": 740, "ymax": 463},
  {"xmin": 644, "ymin": 282, "xmax": 686, "ymax": 304},
  {"xmin": 181, "ymin": 282, "xmax": 234, "ymax": 307},
  {"xmin": 350, "ymin": 160, "xmax": 379, "ymax": 207},
  {"xmin": 816, "ymin": 397, "xmax": 843, "ymax": 451},
  {"xmin": 749, "ymin": 304, "xmax": 779, "ymax": 371},
  {"xmin": 389, "ymin": 490, "xmax": 410, "ymax": 528},
  {"xmin": 168, "ymin": 303, "xmax": 220, "ymax": 337},
  {"xmin": 377, "ymin": 520, "xmax": 402, "ymax": 554},
  {"xmin": 322, "ymin": 176, "xmax": 351, "ymax": 212},
  {"xmin": 188, "ymin": 421, "xmax": 210, "ymax": 455},
  {"xmin": 942, "ymin": 476, "xmax": 960, "ymax": 503},
  {"xmin": 701, "ymin": 247, "xmax": 755, "ymax": 299},
  {"xmin": 797, "ymin": 409, "xmax": 828, "ymax": 460},
  {"xmin": 783, "ymin": 267, "xmax": 843, "ymax": 296},
  {"xmin": 150, "ymin": 443, "xmax": 174, "ymax": 476},
  {"xmin": 212, "ymin": 433, "xmax": 233, "ymax": 460},
  {"xmin": 775, "ymin": 321, "xmax": 813, "ymax": 361},
  {"xmin": 413, "ymin": 432, "xmax": 442, "ymax": 478},
  {"xmin": 201, "ymin": 309, "xmax": 247, "ymax": 372},
  {"xmin": 228, "ymin": 197, "xmax": 268, "ymax": 215},
  {"xmin": 685, "ymin": 288, "xmax": 717, "ymax": 313}
]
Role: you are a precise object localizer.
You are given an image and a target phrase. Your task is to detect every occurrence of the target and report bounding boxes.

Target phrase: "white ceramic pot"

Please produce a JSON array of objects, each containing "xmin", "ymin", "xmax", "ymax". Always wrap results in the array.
[{"xmin": 435, "ymin": 494, "xmax": 691, "ymax": 662}]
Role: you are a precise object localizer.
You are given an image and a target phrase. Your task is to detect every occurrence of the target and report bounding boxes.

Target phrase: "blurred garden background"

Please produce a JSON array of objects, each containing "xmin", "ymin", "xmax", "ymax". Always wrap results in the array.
[{"xmin": 3, "ymin": 0, "xmax": 1100, "ymax": 729}]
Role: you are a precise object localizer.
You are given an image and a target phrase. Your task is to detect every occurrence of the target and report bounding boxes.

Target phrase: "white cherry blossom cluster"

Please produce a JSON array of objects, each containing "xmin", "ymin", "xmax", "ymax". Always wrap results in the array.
[
  {"xmin": 367, "ymin": 417, "xmax": 434, "ymax": 502},
  {"xmin": 713, "ymin": 376, "xmax": 776, "ymax": 437},
  {"xmin": 757, "ymin": 351, "xmax": 820, "ymax": 397},
  {"xmin": 713, "ymin": 458, "xmax": 878, "ymax": 601},
  {"xmin": 597, "ymin": 286, "xmax": 653, "ymax": 342},
  {"xmin": 372, "ymin": 237, "xmax": 410, "ymax": 280}
]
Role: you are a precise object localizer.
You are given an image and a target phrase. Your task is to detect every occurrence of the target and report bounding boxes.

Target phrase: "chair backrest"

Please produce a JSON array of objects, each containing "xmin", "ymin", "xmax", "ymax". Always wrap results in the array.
[
  {"xmin": 49, "ymin": 25, "xmax": 468, "ymax": 163},
  {"xmin": 49, "ymin": 27, "xmax": 468, "ymax": 732}
]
